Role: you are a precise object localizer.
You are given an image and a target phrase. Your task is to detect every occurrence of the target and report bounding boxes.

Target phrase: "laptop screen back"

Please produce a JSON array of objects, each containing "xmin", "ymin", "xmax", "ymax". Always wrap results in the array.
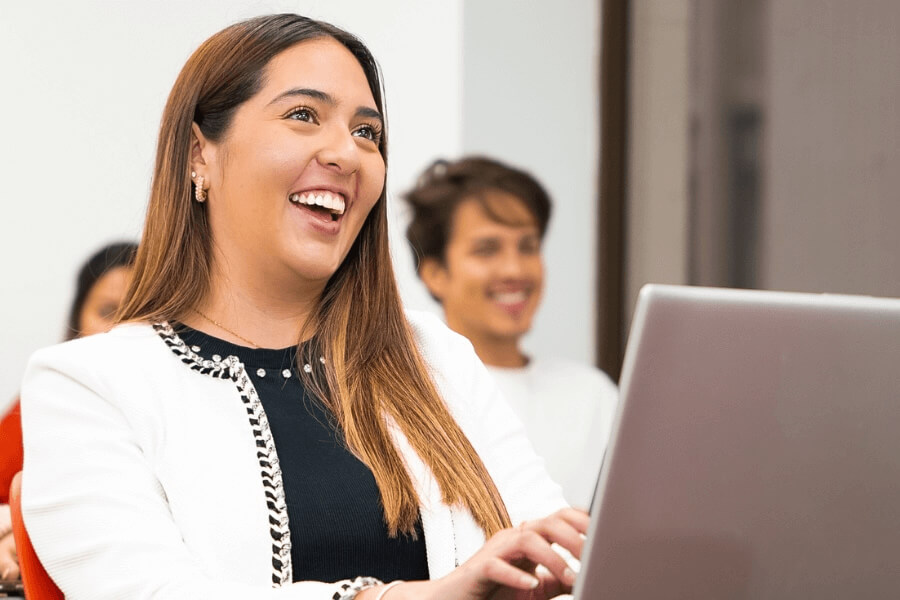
[{"xmin": 575, "ymin": 285, "xmax": 900, "ymax": 599}]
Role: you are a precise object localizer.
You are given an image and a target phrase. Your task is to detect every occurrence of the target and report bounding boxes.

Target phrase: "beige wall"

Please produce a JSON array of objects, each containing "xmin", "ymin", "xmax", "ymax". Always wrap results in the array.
[
  {"xmin": 626, "ymin": 0, "xmax": 691, "ymax": 324},
  {"xmin": 760, "ymin": 0, "xmax": 900, "ymax": 297},
  {"xmin": 626, "ymin": 0, "xmax": 900, "ymax": 338}
]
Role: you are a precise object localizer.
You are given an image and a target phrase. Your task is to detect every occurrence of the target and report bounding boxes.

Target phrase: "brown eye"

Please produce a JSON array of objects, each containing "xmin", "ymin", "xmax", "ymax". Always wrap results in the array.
[
  {"xmin": 472, "ymin": 241, "xmax": 499, "ymax": 256},
  {"xmin": 286, "ymin": 106, "xmax": 318, "ymax": 123},
  {"xmin": 519, "ymin": 237, "xmax": 541, "ymax": 255},
  {"xmin": 353, "ymin": 124, "xmax": 381, "ymax": 144}
]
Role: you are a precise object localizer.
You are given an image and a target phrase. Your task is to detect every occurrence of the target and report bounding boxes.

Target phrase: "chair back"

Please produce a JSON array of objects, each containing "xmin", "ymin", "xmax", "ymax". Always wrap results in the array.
[{"xmin": 9, "ymin": 471, "xmax": 64, "ymax": 599}]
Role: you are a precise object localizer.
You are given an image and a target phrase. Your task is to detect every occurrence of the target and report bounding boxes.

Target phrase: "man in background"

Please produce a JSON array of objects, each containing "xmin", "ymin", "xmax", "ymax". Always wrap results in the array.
[{"xmin": 405, "ymin": 156, "xmax": 617, "ymax": 508}]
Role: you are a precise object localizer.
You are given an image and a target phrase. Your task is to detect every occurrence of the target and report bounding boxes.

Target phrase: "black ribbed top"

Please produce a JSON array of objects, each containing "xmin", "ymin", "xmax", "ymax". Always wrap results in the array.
[{"xmin": 176, "ymin": 325, "xmax": 429, "ymax": 584}]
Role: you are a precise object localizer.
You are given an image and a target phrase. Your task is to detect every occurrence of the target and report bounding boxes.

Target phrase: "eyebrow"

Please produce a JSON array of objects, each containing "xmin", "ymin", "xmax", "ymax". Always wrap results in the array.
[{"xmin": 268, "ymin": 87, "xmax": 383, "ymax": 124}]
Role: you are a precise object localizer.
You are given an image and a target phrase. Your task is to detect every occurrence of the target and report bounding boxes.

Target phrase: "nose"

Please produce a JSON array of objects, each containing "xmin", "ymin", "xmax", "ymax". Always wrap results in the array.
[
  {"xmin": 315, "ymin": 125, "xmax": 361, "ymax": 175},
  {"xmin": 496, "ymin": 247, "xmax": 527, "ymax": 277}
]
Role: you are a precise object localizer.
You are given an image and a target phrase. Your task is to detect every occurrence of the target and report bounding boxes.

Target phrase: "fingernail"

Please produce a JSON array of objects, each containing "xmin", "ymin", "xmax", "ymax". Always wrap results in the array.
[
  {"xmin": 521, "ymin": 574, "xmax": 540, "ymax": 589},
  {"xmin": 564, "ymin": 568, "xmax": 576, "ymax": 583}
]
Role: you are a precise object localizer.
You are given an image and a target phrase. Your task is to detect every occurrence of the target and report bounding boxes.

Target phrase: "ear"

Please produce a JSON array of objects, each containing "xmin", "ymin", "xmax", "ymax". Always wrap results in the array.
[
  {"xmin": 419, "ymin": 257, "xmax": 449, "ymax": 302},
  {"xmin": 189, "ymin": 122, "xmax": 214, "ymax": 176}
]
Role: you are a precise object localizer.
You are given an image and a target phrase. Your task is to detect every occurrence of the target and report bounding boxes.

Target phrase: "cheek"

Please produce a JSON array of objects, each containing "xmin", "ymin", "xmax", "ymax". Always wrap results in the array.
[
  {"xmin": 516, "ymin": 253, "xmax": 544, "ymax": 284},
  {"xmin": 78, "ymin": 309, "xmax": 103, "ymax": 336},
  {"xmin": 361, "ymin": 161, "xmax": 386, "ymax": 205},
  {"xmin": 77, "ymin": 307, "xmax": 92, "ymax": 329},
  {"xmin": 220, "ymin": 134, "xmax": 298, "ymax": 195},
  {"xmin": 451, "ymin": 261, "xmax": 492, "ymax": 297},
  {"xmin": 533, "ymin": 260, "xmax": 546, "ymax": 287}
]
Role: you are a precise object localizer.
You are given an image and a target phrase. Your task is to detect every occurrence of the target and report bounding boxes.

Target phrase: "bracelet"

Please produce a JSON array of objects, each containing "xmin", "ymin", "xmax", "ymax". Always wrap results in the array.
[
  {"xmin": 332, "ymin": 576, "xmax": 382, "ymax": 600},
  {"xmin": 375, "ymin": 580, "xmax": 405, "ymax": 600}
]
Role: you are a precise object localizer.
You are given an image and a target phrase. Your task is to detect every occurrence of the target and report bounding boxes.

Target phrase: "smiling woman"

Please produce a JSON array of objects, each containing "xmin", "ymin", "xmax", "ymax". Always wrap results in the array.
[{"xmin": 18, "ymin": 13, "xmax": 587, "ymax": 600}]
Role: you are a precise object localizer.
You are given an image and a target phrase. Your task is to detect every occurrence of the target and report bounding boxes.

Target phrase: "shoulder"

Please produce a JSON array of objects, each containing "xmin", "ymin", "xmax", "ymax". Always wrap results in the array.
[
  {"xmin": 529, "ymin": 356, "xmax": 619, "ymax": 400},
  {"xmin": 26, "ymin": 323, "xmax": 164, "ymax": 372},
  {"xmin": 405, "ymin": 309, "xmax": 477, "ymax": 365},
  {"xmin": 533, "ymin": 355, "xmax": 616, "ymax": 384},
  {"xmin": 22, "ymin": 323, "xmax": 179, "ymax": 399},
  {"xmin": 404, "ymin": 309, "xmax": 489, "ymax": 411}
]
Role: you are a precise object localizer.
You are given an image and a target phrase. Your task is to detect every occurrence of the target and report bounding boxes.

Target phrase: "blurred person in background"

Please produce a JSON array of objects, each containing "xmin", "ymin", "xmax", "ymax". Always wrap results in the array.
[
  {"xmin": 0, "ymin": 241, "xmax": 137, "ymax": 580},
  {"xmin": 405, "ymin": 157, "xmax": 618, "ymax": 508}
]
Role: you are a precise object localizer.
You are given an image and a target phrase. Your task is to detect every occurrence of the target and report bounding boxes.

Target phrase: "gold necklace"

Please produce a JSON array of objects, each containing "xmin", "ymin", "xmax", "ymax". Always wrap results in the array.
[{"xmin": 192, "ymin": 308, "xmax": 260, "ymax": 348}]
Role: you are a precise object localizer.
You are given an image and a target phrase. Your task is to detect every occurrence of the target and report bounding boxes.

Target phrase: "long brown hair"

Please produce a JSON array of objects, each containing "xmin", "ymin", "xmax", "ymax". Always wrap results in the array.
[{"xmin": 119, "ymin": 14, "xmax": 511, "ymax": 537}]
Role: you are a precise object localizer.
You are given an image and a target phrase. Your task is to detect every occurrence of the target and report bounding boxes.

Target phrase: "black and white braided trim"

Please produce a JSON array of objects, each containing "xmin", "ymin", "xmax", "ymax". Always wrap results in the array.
[
  {"xmin": 332, "ymin": 576, "xmax": 383, "ymax": 600},
  {"xmin": 153, "ymin": 322, "xmax": 293, "ymax": 586}
]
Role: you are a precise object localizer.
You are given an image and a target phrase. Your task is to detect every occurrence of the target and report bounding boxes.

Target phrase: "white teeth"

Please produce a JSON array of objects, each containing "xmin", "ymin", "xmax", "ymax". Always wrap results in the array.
[
  {"xmin": 323, "ymin": 195, "xmax": 341, "ymax": 212},
  {"xmin": 493, "ymin": 291, "xmax": 528, "ymax": 304},
  {"xmin": 289, "ymin": 191, "xmax": 346, "ymax": 215}
]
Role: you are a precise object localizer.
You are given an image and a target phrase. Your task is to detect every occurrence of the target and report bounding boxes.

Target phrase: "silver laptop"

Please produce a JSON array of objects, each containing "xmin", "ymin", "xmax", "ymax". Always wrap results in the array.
[{"xmin": 574, "ymin": 284, "xmax": 900, "ymax": 599}]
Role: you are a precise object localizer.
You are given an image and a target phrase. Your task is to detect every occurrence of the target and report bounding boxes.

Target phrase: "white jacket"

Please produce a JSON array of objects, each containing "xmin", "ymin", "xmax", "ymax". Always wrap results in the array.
[{"xmin": 20, "ymin": 311, "xmax": 566, "ymax": 599}]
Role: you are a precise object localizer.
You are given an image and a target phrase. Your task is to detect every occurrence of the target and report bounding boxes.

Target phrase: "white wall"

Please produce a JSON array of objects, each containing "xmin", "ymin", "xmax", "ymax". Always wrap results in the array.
[
  {"xmin": 459, "ymin": 0, "xmax": 601, "ymax": 366},
  {"xmin": 0, "ymin": 0, "xmax": 464, "ymax": 407}
]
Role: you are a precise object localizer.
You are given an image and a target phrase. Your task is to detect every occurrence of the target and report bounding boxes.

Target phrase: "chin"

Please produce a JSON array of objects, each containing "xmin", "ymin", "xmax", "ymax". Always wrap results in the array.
[
  {"xmin": 496, "ymin": 310, "xmax": 536, "ymax": 332},
  {"xmin": 282, "ymin": 260, "xmax": 335, "ymax": 284},
  {"xmin": 490, "ymin": 321, "xmax": 533, "ymax": 341},
  {"xmin": 285, "ymin": 250, "xmax": 346, "ymax": 280}
]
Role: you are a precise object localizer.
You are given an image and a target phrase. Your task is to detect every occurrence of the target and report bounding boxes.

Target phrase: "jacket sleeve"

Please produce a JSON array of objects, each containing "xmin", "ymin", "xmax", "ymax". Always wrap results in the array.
[{"xmin": 19, "ymin": 347, "xmax": 374, "ymax": 600}]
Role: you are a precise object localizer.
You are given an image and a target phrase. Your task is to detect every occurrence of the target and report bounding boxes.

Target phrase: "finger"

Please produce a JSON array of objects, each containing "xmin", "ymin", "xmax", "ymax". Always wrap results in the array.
[
  {"xmin": 505, "ymin": 530, "xmax": 578, "ymax": 589},
  {"xmin": 552, "ymin": 507, "xmax": 591, "ymax": 533},
  {"xmin": 533, "ymin": 569, "xmax": 569, "ymax": 597},
  {"xmin": 480, "ymin": 556, "xmax": 541, "ymax": 590},
  {"xmin": 523, "ymin": 515, "xmax": 586, "ymax": 558}
]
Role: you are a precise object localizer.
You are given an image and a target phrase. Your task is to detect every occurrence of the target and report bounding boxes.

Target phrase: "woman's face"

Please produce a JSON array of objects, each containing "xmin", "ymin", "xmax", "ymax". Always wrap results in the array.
[
  {"xmin": 422, "ymin": 191, "xmax": 545, "ymax": 345},
  {"xmin": 78, "ymin": 266, "xmax": 133, "ymax": 337},
  {"xmin": 194, "ymin": 37, "xmax": 386, "ymax": 295}
]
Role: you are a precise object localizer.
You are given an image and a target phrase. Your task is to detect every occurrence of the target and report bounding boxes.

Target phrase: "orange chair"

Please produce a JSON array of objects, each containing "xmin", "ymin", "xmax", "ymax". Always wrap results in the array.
[{"xmin": 9, "ymin": 472, "xmax": 64, "ymax": 599}]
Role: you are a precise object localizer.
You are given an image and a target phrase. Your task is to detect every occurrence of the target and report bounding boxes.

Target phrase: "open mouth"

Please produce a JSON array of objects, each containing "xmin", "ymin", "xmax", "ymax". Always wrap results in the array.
[
  {"xmin": 487, "ymin": 288, "xmax": 535, "ymax": 318},
  {"xmin": 289, "ymin": 191, "xmax": 346, "ymax": 222}
]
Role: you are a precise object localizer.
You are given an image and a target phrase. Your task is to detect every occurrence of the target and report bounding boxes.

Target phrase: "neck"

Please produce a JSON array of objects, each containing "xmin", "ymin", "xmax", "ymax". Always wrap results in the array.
[
  {"xmin": 183, "ymin": 261, "xmax": 324, "ymax": 349},
  {"xmin": 474, "ymin": 340, "xmax": 529, "ymax": 368},
  {"xmin": 449, "ymin": 321, "xmax": 527, "ymax": 368}
]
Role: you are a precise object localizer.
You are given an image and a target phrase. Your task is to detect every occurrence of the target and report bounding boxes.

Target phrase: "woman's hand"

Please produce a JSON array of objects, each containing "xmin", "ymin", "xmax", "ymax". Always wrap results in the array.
[
  {"xmin": 402, "ymin": 507, "xmax": 589, "ymax": 600},
  {"xmin": 472, "ymin": 508, "xmax": 590, "ymax": 600},
  {"xmin": 0, "ymin": 532, "xmax": 19, "ymax": 581}
]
